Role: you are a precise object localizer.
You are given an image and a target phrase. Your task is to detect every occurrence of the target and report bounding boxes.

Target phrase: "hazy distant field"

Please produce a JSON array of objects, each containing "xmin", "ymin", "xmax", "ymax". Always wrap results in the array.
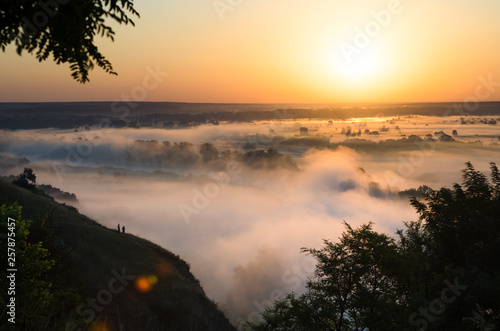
[
  {"xmin": 1, "ymin": 105, "xmax": 500, "ymax": 323},
  {"xmin": 1, "ymin": 101, "xmax": 500, "ymax": 129}
]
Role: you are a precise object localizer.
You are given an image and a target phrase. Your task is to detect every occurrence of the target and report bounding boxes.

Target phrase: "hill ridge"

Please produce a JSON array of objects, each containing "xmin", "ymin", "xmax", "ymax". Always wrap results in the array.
[{"xmin": 0, "ymin": 180, "xmax": 235, "ymax": 330}]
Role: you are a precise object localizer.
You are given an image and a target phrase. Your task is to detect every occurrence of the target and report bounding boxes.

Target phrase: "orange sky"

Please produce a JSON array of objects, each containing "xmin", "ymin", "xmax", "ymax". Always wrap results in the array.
[{"xmin": 1, "ymin": 0, "xmax": 499, "ymax": 103}]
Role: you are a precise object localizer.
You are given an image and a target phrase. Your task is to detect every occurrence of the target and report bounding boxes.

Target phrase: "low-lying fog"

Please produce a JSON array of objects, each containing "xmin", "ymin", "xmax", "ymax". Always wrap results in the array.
[{"xmin": 1, "ymin": 115, "xmax": 499, "ymax": 326}]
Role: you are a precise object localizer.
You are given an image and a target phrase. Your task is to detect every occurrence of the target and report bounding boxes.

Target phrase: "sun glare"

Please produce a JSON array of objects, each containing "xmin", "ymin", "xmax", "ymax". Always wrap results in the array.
[{"xmin": 333, "ymin": 49, "xmax": 383, "ymax": 84}]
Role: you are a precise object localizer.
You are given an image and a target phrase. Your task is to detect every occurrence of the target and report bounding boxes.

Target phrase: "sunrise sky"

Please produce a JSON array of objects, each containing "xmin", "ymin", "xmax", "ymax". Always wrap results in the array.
[{"xmin": 1, "ymin": 0, "xmax": 499, "ymax": 103}]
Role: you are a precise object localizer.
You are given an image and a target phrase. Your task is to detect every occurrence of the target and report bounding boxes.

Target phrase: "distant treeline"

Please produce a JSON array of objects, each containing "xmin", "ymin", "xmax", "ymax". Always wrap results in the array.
[
  {"xmin": 1, "ymin": 102, "xmax": 500, "ymax": 130},
  {"xmin": 123, "ymin": 140, "xmax": 298, "ymax": 171}
]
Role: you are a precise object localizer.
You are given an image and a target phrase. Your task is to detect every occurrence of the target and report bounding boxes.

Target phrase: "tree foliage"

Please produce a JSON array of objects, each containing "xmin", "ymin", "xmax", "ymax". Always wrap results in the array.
[
  {"xmin": 249, "ymin": 162, "xmax": 500, "ymax": 330},
  {"xmin": 12, "ymin": 167, "xmax": 37, "ymax": 190},
  {"xmin": 249, "ymin": 223, "xmax": 406, "ymax": 331},
  {"xmin": 200, "ymin": 142, "xmax": 220, "ymax": 163},
  {"xmin": 1, "ymin": 204, "xmax": 54, "ymax": 329},
  {"xmin": 1, "ymin": 203, "xmax": 81, "ymax": 330},
  {"xmin": 1, "ymin": 0, "xmax": 139, "ymax": 83}
]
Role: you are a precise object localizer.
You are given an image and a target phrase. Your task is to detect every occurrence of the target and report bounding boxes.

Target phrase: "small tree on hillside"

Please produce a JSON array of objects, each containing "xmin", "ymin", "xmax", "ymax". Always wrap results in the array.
[{"xmin": 12, "ymin": 168, "xmax": 37, "ymax": 190}]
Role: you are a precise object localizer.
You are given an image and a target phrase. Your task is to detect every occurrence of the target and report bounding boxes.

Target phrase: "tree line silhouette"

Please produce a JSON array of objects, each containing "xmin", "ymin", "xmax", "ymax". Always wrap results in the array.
[{"xmin": 249, "ymin": 162, "xmax": 500, "ymax": 330}]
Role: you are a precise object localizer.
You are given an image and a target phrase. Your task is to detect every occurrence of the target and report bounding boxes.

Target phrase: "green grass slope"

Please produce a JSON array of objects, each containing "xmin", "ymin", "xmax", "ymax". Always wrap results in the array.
[{"xmin": 0, "ymin": 181, "xmax": 236, "ymax": 331}]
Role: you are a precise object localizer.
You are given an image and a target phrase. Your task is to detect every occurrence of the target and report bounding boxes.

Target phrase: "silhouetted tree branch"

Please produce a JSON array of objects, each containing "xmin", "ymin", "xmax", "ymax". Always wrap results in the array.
[{"xmin": 0, "ymin": 0, "xmax": 139, "ymax": 83}]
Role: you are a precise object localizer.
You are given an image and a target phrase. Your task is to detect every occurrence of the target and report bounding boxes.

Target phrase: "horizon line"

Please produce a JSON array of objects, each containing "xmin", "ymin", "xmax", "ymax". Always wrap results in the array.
[{"xmin": 1, "ymin": 100, "xmax": 500, "ymax": 105}]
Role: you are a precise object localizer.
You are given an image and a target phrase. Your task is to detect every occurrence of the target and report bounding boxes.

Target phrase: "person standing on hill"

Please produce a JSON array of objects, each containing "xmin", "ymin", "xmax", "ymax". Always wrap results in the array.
[
  {"xmin": 117, "ymin": 224, "xmax": 121, "ymax": 233},
  {"xmin": 122, "ymin": 225, "xmax": 125, "ymax": 234}
]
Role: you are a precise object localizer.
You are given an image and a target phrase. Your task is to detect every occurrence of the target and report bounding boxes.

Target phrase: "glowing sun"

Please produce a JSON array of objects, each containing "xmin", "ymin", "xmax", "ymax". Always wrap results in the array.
[{"xmin": 335, "ymin": 49, "xmax": 384, "ymax": 84}]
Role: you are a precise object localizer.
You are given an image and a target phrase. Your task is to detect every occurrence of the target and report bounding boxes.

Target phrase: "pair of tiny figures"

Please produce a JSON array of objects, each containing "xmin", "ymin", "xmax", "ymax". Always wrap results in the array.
[{"xmin": 117, "ymin": 224, "xmax": 125, "ymax": 233}]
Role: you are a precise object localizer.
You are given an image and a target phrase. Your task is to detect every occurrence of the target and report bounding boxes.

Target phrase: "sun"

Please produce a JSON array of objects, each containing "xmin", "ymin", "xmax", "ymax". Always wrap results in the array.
[
  {"xmin": 323, "ymin": 43, "xmax": 387, "ymax": 86},
  {"xmin": 335, "ymin": 49, "xmax": 384, "ymax": 84},
  {"xmin": 341, "ymin": 53, "xmax": 379, "ymax": 81}
]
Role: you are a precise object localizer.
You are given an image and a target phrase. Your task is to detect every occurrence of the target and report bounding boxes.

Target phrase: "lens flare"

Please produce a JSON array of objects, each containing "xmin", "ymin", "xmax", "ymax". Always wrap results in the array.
[
  {"xmin": 89, "ymin": 321, "xmax": 111, "ymax": 331},
  {"xmin": 135, "ymin": 275, "xmax": 158, "ymax": 293}
]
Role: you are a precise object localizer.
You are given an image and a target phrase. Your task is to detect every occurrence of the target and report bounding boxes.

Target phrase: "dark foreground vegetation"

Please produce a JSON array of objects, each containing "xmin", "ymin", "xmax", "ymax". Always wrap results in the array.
[
  {"xmin": 1, "ymin": 162, "xmax": 499, "ymax": 330},
  {"xmin": 249, "ymin": 162, "xmax": 500, "ymax": 331},
  {"xmin": 0, "ymin": 180, "xmax": 235, "ymax": 330}
]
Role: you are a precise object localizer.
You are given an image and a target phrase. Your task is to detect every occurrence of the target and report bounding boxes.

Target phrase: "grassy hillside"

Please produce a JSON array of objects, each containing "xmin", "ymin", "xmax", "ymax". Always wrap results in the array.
[{"xmin": 0, "ymin": 181, "xmax": 236, "ymax": 330}]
